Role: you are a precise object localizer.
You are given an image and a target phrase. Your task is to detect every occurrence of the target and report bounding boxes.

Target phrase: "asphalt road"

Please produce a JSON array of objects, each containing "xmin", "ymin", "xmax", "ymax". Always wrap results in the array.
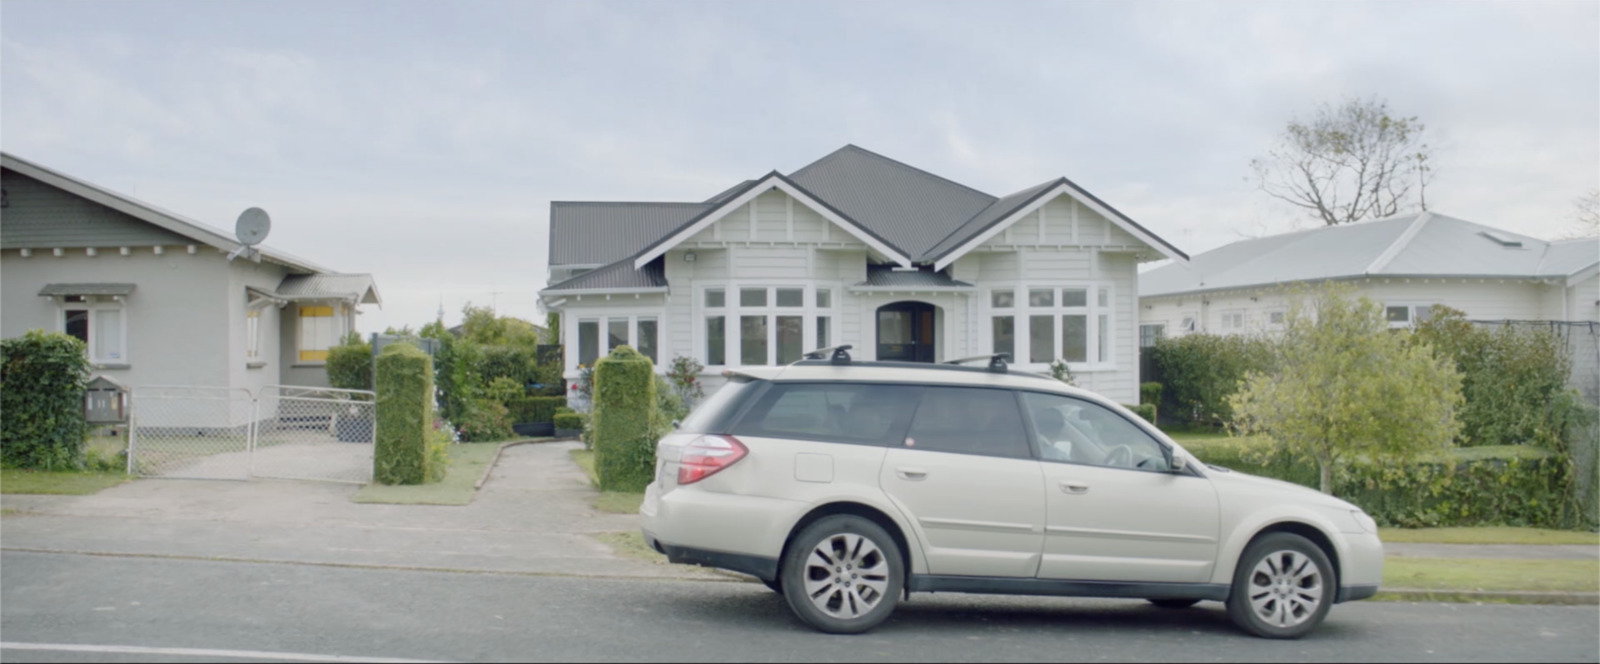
[{"xmin": 2, "ymin": 551, "xmax": 1596, "ymax": 663}]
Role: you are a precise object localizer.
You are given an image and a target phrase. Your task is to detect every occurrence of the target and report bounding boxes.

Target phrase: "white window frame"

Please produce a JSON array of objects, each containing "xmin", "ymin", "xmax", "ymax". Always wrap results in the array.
[
  {"xmin": 1266, "ymin": 309, "xmax": 1287, "ymax": 329},
  {"xmin": 295, "ymin": 301, "xmax": 348, "ymax": 365},
  {"xmin": 692, "ymin": 281, "xmax": 840, "ymax": 368},
  {"xmin": 1219, "ymin": 309, "xmax": 1246, "ymax": 333},
  {"xmin": 569, "ymin": 312, "xmax": 665, "ymax": 370},
  {"xmin": 1138, "ymin": 323, "xmax": 1166, "ymax": 348},
  {"xmin": 1179, "ymin": 312, "xmax": 1199, "ymax": 335},
  {"xmin": 58, "ymin": 295, "xmax": 128, "ymax": 365},
  {"xmin": 984, "ymin": 282, "xmax": 1115, "ymax": 370},
  {"xmin": 1383, "ymin": 302, "xmax": 1438, "ymax": 329}
]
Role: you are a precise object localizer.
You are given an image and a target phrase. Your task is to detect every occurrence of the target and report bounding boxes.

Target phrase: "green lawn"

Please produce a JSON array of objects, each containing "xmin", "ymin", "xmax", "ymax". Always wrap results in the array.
[
  {"xmin": 0, "ymin": 468, "xmax": 129, "ymax": 495},
  {"xmin": 568, "ymin": 449, "xmax": 646, "ymax": 514},
  {"xmin": 1383, "ymin": 557, "xmax": 1598, "ymax": 593},
  {"xmin": 351, "ymin": 442, "xmax": 502, "ymax": 505},
  {"xmin": 1380, "ymin": 527, "xmax": 1599, "ymax": 545}
]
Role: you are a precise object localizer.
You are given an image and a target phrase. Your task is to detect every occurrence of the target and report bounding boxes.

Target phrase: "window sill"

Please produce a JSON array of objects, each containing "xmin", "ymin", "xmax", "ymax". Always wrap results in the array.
[
  {"xmin": 246, "ymin": 361, "xmax": 268, "ymax": 369},
  {"xmin": 93, "ymin": 363, "xmax": 131, "ymax": 370}
]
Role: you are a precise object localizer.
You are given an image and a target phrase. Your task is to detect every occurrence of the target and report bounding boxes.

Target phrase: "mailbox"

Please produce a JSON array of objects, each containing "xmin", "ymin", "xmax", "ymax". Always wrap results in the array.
[{"xmin": 84, "ymin": 375, "xmax": 129, "ymax": 424}]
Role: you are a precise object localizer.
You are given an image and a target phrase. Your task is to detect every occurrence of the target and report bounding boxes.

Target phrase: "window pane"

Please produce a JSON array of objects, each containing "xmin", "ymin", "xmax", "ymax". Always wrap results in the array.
[
  {"xmin": 1269, "ymin": 311, "xmax": 1285, "ymax": 325},
  {"xmin": 992, "ymin": 316, "xmax": 1014, "ymax": 359},
  {"xmin": 740, "ymin": 315, "xmax": 768, "ymax": 365},
  {"xmin": 247, "ymin": 310, "xmax": 260, "ymax": 358},
  {"xmin": 638, "ymin": 318, "xmax": 658, "ymax": 364},
  {"xmin": 578, "ymin": 320, "xmax": 599, "ymax": 366},
  {"xmin": 1061, "ymin": 288, "xmax": 1087, "ymax": 307},
  {"xmin": 741, "ymin": 288, "xmax": 767, "ymax": 307},
  {"xmin": 1062, "ymin": 314, "xmax": 1087, "ymax": 363},
  {"xmin": 732, "ymin": 383, "xmax": 922, "ymax": 446},
  {"xmin": 776, "ymin": 288, "xmax": 803, "ymax": 307},
  {"xmin": 1029, "ymin": 289, "xmax": 1054, "ymax": 307},
  {"xmin": 1139, "ymin": 324, "xmax": 1164, "ymax": 348},
  {"xmin": 705, "ymin": 289, "xmax": 725, "ymax": 308},
  {"xmin": 906, "ymin": 387, "xmax": 1030, "ymax": 459},
  {"xmin": 776, "ymin": 316, "xmax": 803, "ymax": 363},
  {"xmin": 64, "ymin": 309, "xmax": 89, "ymax": 344},
  {"xmin": 607, "ymin": 319, "xmax": 628, "ymax": 351},
  {"xmin": 1097, "ymin": 314, "xmax": 1109, "ymax": 364},
  {"xmin": 1386, "ymin": 306, "xmax": 1410, "ymax": 322},
  {"xmin": 1023, "ymin": 392, "xmax": 1168, "ymax": 469},
  {"xmin": 706, "ymin": 316, "xmax": 725, "ymax": 365},
  {"xmin": 991, "ymin": 290, "xmax": 1014, "ymax": 308},
  {"xmin": 299, "ymin": 305, "xmax": 337, "ymax": 362},
  {"xmin": 96, "ymin": 310, "xmax": 122, "ymax": 360},
  {"xmin": 877, "ymin": 310, "xmax": 911, "ymax": 344},
  {"xmin": 816, "ymin": 316, "xmax": 830, "ymax": 349},
  {"xmin": 816, "ymin": 288, "xmax": 831, "ymax": 309},
  {"xmin": 1416, "ymin": 305, "xmax": 1435, "ymax": 323},
  {"xmin": 1097, "ymin": 287, "xmax": 1108, "ymax": 308},
  {"xmin": 1030, "ymin": 315, "xmax": 1054, "ymax": 363}
]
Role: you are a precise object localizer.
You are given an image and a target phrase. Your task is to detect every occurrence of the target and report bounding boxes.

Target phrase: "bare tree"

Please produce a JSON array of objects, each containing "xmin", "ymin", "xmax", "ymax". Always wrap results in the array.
[
  {"xmin": 1563, "ymin": 189, "xmax": 1600, "ymax": 239},
  {"xmin": 1251, "ymin": 97, "xmax": 1433, "ymax": 226}
]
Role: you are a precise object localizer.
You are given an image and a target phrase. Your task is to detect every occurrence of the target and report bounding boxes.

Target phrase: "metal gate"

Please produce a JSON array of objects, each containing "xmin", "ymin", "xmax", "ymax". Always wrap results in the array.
[{"xmin": 128, "ymin": 385, "xmax": 376, "ymax": 484}]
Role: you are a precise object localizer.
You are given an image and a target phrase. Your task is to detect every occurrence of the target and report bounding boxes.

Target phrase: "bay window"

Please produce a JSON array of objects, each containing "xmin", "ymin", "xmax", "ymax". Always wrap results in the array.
[
  {"xmin": 575, "ymin": 314, "xmax": 659, "ymax": 367},
  {"xmin": 700, "ymin": 284, "xmax": 837, "ymax": 366},
  {"xmin": 990, "ymin": 284, "xmax": 1114, "ymax": 367}
]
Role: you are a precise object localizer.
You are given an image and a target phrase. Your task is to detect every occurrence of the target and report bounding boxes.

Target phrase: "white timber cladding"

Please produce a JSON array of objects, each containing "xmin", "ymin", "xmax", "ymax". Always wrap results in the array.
[
  {"xmin": 1138, "ymin": 276, "xmax": 1600, "ymax": 338},
  {"xmin": 682, "ymin": 190, "xmax": 866, "ymax": 251},
  {"xmin": 936, "ymin": 190, "xmax": 1177, "ymax": 270}
]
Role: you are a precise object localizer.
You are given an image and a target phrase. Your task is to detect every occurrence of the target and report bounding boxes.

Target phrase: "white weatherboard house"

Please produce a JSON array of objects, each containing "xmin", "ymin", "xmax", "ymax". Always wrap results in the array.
[
  {"xmin": 1138, "ymin": 212, "xmax": 1600, "ymax": 344},
  {"xmin": 0, "ymin": 152, "xmax": 382, "ymax": 398},
  {"xmin": 540, "ymin": 145, "xmax": 1188, "ymax": 405}
]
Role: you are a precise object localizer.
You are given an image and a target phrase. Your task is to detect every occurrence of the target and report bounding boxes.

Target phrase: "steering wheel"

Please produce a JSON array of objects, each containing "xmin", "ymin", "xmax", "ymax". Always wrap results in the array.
[{"xmin": 1103, "ymin": 445, "xmax": 1133, "ymax": 468}]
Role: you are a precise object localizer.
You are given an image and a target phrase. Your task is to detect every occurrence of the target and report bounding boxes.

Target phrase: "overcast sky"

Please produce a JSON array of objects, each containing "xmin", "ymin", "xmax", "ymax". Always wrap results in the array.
[{"xmin": 3, "ymin": 0, "xmax": 1596, "ymax": 333}]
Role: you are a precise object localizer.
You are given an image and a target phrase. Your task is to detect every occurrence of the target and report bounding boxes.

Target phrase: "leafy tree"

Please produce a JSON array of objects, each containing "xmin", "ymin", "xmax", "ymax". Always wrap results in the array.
[
  {"xmin": 1228, "ymin": 286, "xmax": 1462, "ymax": 494},
  {"xmin": 1251, "ymin": 97, "xmax": 1433, "ymax": 225}
]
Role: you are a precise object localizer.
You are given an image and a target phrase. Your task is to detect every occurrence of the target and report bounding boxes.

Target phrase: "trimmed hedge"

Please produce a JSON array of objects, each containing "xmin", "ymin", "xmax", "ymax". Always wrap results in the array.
[
  {"xmin": 507, "ymin": 396, "xmax": 567, "ymax": 424},
  {"xmin": 1148, "ymin": 334, "xmax": 1274, "ymax": 426},
  {"xmin": 325, "ymin": 333, "xmax": 372, "ymax": 392},
  {"xmin": 592, "ymin": 345, "xmax": 656, "ymax": 491},
  {"xmin": 374, "ymin": 343, "xmax": 435, "ymax": 485},
  {"xmin": 553, "ymin": 411, "xmax": 583, "ymax": 430},
  {"xmin": 1189, "ymin": 442, "xmax": 1578, "ymax": 528},
  {"xmin": 1123, "ymin": 403, "xmax": 1156, "ymax": 424},
  {"xmin": 0, "ymin": 330, "xmax": 91, "ymax": 469}
]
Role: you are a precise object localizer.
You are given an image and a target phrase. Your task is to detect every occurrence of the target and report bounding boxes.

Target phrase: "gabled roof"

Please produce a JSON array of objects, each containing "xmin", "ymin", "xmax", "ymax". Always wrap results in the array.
[
  {"xmin": 543, "ymin": 256, "xmax": 667, "ymax": 294},
  {"xmin": 1, "ymin": 152, "xmax": 328, "ymax": 274},
  {"xmin": 548, "ymin": 202, "xmax": 710, "ymax": 267},
  {"xmin": 276, "ymin": 273, "xmax": 383, "ymax": 306},
  {"xmin": 1140, "ymin": 212, "xmax": 1600, "ymax": 298}
]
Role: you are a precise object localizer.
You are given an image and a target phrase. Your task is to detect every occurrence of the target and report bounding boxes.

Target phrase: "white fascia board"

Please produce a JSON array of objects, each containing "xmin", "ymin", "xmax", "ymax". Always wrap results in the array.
[
  {"xmin": 1567, "ymin": 262, "xmax": 1600, "ymax": 287},
  {"xmin": 1364, "ymin": 212, "xmax": 1432, "ymax": 275},
  {"xmin": 539, "ymin": 287, "xmax": 669, "ymax": 297},
  {"xmin": 846, "ymin": 286, "xmax": 975, "ymax": 294},
  {"xmin": 933, "ymin": 182, "xmax": 1185, "ymax": 271},
  {"xmin": 633, "ymin": 176, "xmax": 911, "ymax": 269}
]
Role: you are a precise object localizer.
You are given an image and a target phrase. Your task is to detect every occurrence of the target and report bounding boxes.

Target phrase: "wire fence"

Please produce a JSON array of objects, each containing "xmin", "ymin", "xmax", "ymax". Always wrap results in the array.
[{"xmin": 128, "ymin": 385, "xmax": 375, "ymax": 484}]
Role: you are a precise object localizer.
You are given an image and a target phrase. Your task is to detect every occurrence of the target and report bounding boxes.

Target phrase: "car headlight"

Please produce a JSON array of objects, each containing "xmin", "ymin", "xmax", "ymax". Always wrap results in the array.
[{"xmin": 1351, "ymin": 510, "xmax": 1378, "ymax": 533}]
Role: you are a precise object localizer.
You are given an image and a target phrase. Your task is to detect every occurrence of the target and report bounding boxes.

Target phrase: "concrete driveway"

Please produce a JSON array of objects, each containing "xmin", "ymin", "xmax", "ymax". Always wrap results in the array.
[{"xmin": 0, "ymin": 441, "xmax": 725, "ymax": 581}]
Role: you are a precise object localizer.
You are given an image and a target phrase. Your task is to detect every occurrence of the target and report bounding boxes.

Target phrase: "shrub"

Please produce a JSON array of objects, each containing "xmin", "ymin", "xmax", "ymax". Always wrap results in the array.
[
  {"xmin": 1149, "ymin": 333, "xmax": 1274, "ymax": 427},
  {"xmin": 374, "ymin": 343, "xmax": 435, "ymax": 485},
  {"xmin": 665, "ymin": 355, "xmax": 705, "ymax": 410},
  {"xmin": 592, "ymin": 345, "xmax": 656, "ymax": 491},
  {"xmin": 553, "ymin": 411, "xmax": 584, "ymax": 431},
  {"xmin": 1413, "ymin": 308, "xmax": 1579, "ymax": 449},
  {"xmin": 485, "ymin": 376, "xmax": 524, "ymax": 405},
  {"xmin": 1123, "ymin": 403, "xmax": 1156, "ymax": 424},
  {"xmin": 1048, "ymin": 358, "xmax": 1075, "ymax": 386},
  {"xmin": 325, "ymin": 333, "xmax": 372, "ymax": 392},
  {"xmin": 505, "ymin": 396, "xmax": 567, "ymax": 423},
  {"xmin": 1139, "ymin": 382, "xmax": 1162, "ymax": 406},
  {"xmin": 481, "ymin": 344, "xmax": 536, "ymax": 386},
  {"xmin": 1, "ymin": 330, "xmax": 92, "ymax": 470},
  {"xmin": 456, "ymin": 398, "xmax": 513, "ymax": 442}
]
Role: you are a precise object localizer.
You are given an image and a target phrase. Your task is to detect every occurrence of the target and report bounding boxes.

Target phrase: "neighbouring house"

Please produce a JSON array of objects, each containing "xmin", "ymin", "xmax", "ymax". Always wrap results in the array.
[
  {"xmin": 0, "ymin": 152, "xmax": 382, "ymax": 395},
  {"xmin": 1138, "ymin": 211, "xmax": 1600, "ymax": 345},
  {"xmin": 539, "ymin": 145, "xmax": 1188, "ymax": 405}
]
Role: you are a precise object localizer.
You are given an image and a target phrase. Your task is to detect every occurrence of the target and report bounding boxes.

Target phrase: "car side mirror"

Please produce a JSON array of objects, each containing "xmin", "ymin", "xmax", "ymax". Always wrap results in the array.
[{"xmin": 1168, "ymin": 452, "xmax": 1188, "ymax": 473}]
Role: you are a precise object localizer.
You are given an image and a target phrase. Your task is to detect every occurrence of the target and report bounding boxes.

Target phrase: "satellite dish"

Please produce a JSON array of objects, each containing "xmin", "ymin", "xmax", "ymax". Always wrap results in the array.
[{"xmin": 236, "ymin": 207, "xmax": 272, "ymax": 246}]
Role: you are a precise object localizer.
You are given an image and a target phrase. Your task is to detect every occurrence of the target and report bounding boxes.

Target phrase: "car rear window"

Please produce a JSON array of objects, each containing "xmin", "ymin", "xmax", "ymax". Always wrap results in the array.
[
  {"xmin": 677, "ymin": 377, "xmax": 760, "ymax": 434},
  {"xmin": 730, "ymin": 382, "xmax": 922, "ymax": 447},
  {"xmin": 904, "ymin": 386, "xmax": 1031, "ymax": 459}
]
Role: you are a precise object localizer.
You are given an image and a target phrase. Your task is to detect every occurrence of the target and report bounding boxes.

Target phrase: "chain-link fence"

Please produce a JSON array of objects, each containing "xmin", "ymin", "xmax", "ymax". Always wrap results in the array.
[
  {"xmin": 1472, "ymin": 320, "xmax": 1600, "ymax": 527},
  {"xmin": 128, "ymin": 385, "xmax": 375, "ymax": 484}
]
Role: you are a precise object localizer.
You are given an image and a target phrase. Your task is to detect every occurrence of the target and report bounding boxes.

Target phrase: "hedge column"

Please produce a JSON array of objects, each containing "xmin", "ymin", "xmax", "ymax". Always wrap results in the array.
[
  {"xmin": 0, "ymin": 330, "xmax": 91, "ymax": 470},
  {"xmin": 593, "ymin": 345, "xmax": 656, "ymax": 491},
  {"xmin": 374, "ymin": 343, "xmax": 434, "ymax": 484}
]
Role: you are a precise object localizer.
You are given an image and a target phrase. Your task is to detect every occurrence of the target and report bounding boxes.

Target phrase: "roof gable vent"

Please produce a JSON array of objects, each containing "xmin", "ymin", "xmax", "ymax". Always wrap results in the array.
[{"xmin": 1478, "ymin": 230, "xmax": 1523, "ymax": 248}]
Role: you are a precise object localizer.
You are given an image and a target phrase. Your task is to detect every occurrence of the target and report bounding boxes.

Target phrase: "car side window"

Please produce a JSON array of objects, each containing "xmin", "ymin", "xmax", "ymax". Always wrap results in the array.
[
  {"xmin": 1021, "ymin": 391, "xmax": 1170, "ymax": 471},
  {"xmin": 731, "ymin": 383, "xmax": 922, "ymax": 447},
  {"xmin": 903, "ymin": 387, "xmax": 1031, "ymax": 459}
]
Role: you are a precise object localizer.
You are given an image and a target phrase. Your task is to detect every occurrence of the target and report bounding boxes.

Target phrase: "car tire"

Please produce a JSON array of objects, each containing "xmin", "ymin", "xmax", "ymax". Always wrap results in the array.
[
  {"xmin": 763, "ymin": 577, "xmax": 783, "ymax": 595},
  {"xmin": 780, "ymin": 515, "xmax": 904, "ymax": 634},
  {"xmin": 1225, "ymin": 532, "xmax": 1335, "ymax": 639},
  {"xmin": 1147, "ymin": 598, "xmax": 1201, "ymax": 609}
]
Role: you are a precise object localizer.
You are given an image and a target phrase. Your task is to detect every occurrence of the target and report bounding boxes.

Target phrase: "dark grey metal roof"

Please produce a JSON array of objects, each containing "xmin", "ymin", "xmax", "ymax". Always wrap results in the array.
[
  {"xmin": 855, "ymin": 265, "xmax": 973, "ymax": 289},
  {"xmin": 921, "ymin": 178, "xmax": 1064, "ymax": 260},
  {"xmin": 38, "ymin": 283, "xmax": 136, "ymax": 296},
  {"xmin": 548, "ymin": 202, "xmax": 710, "ymax": 267},
  {"xmin": 703, "ymin": 180, "xmax": 755, "ymax": 205},
  {"xmin": 789, "ymin": 145, "xmax": 998, "ymax": 260},
  {"xmin": 543, "ymin": 256, "xmax": 667, "ymax": 293},
  {"xmin": 276, "ymin": 273, "xmax": 382, "ymax": 305}
]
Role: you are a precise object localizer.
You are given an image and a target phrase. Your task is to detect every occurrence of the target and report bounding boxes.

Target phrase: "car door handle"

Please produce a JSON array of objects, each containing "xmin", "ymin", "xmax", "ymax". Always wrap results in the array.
[
  {"xmin": 1059, "ymin": 481, "xmax": 1090, "ymax": 495},
  {"xmin": 896, "ymin": 468, "xmax": 928, "ymax": 481}
]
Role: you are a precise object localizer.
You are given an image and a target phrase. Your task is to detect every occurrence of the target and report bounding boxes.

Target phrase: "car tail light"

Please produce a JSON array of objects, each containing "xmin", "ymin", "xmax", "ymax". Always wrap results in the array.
[{"xmin": 677, "ymin": 435, "xmax": 747, "ymax": 485}]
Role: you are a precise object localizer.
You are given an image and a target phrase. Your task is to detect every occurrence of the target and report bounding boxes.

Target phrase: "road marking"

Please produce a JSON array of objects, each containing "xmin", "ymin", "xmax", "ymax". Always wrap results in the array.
[{"xmin": 0, "ymin": 642, "xmax": 452, "ymax": 663}]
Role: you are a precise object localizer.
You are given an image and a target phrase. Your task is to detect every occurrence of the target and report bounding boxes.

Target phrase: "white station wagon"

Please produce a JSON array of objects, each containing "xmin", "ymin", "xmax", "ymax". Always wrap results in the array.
[{"xmin": 640, "ymin": 346, "xmax": 1382, "ymax": 638}]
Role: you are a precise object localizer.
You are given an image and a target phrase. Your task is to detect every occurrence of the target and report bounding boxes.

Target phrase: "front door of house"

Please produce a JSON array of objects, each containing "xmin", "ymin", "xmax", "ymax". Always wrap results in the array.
[{"xmin": 877, "ymin": 302, "xmax": 936, "ymax": 362}]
